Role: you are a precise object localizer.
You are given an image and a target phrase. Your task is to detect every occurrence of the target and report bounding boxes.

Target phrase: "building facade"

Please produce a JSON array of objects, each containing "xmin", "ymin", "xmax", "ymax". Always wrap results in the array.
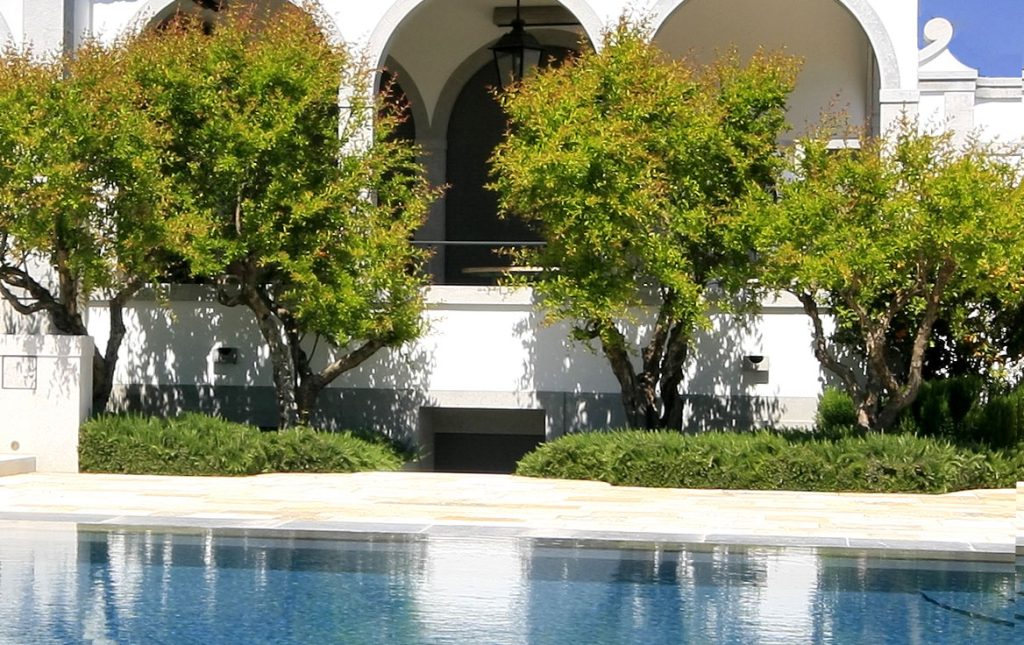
[{"xmin": 1, "ymin": 1, "xmax": 1021, "ymax": 469}]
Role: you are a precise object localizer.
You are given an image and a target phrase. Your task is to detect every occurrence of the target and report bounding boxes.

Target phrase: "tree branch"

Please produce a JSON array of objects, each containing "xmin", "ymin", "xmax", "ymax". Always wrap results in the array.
[
  {"xmin": 0, "ymin": 265, "xmax": 88, "ymax": 335},
  {"xmin": 319, "ymin": 338, "xmax": 387, "ymax": 385},
  {"xmin": 0, "ymin": 279, "xmax": 51, "ymax": 315},
  {"xmin": 795, "ymin": 290, "xmax": 860, "ymax": 394},
  {"xmin": 642, "ymin": 293, "xmax": 673, "ymax": 378}
]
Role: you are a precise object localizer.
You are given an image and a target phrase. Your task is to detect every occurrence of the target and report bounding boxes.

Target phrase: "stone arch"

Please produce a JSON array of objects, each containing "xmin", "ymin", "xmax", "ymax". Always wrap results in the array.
[
  {"xmin": 380, "ymin": 56, "xmax": 429, "ymax": 141},
  {"xmin": 0, "ymin": 12, "xmax": 12, "ymax": 44},
  {"xmin": 430, "ymin": 28, "xmax": 581, "ymax": 136},
  {"xmin": 367, "ymin": 0, "xmax": 604, "ymax": 73},
  {"xmin": 650, "ymin": 0, "xmax": 900, "ymax": 90},
  {"xmin": 125, "ymin": 0, "xmax": 342, "ymax": 43}
]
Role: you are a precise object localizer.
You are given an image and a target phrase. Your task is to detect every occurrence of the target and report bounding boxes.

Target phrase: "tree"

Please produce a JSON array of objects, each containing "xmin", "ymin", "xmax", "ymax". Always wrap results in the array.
[
  {"xmin": 490, "ymin": 21, "xmax": 797, "ymax": 429},
  {"xmin": 123, "ymin": 5, "xmax": 437, "ymax": 427},
  {"xmin": 0, "ymin": 42, "xmax": 173, "ymax": 412},
  {"xmin": 748, "ymin": 121, "xmax": 1024, "ymax": 430}
]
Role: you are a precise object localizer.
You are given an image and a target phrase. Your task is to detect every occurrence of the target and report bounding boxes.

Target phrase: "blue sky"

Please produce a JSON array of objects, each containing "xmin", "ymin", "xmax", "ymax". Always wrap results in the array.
[{"xmin": 919, "ymin": 0, "xmax": 1024, "ymax": 76}]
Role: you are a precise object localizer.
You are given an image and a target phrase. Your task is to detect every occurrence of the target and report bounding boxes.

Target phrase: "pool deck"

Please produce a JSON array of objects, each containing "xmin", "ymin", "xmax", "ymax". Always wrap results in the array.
[{"xmin": 1, "ymin": 472, "xmax": 1020, "ymax": 559}]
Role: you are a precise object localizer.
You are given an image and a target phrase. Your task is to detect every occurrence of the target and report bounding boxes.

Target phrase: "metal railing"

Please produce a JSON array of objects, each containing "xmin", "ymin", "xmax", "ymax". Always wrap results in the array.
[{"xmin": 412, "ymin": 240, "xmax": 545, "ymax": 285}]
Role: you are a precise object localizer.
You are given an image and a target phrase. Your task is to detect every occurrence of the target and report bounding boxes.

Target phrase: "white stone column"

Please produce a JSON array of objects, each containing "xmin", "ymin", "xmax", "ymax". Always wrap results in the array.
[
  {"xmin": 416, "ymin": 138, "xmax": 448, "ymax": 282},
  {"xmin": 878, "ymin": 88, "xmax": 920, "ymax": 131}
]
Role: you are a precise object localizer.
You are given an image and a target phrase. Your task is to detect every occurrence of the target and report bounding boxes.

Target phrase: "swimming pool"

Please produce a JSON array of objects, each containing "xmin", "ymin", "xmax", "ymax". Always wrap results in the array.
[{"xmin": 0, "ymin": 523, "xmax": 1018, "ymax": 644}]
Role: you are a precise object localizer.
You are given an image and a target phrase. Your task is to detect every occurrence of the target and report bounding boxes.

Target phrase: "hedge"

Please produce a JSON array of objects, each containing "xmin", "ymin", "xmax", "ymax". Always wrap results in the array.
[
  {"xmin": 516, "ymin": 430, "xmax": 1023, "ymax": 493},
  {"xmin": 79, "ymin": 413, "xmax": 406, "ymax": 475}
]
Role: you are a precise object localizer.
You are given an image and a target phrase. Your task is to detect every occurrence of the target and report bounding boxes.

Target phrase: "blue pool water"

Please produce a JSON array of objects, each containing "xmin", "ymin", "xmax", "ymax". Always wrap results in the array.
[{"xmin": 0, "ymin": 524, "xmax": 1018, "ymax": 644}]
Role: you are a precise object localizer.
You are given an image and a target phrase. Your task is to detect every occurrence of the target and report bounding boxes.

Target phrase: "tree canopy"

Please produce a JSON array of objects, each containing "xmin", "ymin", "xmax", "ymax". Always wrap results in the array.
[
  {"xmin": 748, "ymin": 122, "xmax": 1024, "ymax": 429},
  {"xmin": 118, "ymin": 4, "xmax": 437, "ymax": 427},
  {"xmin": 0, "ymin": 40, "xmax": 173, "ymax": 412},
  {"xmin": 490, "ymin": 20, "xmax": 797, "ymax": 428},
  {"xmin": 120, "ymin": 4, "xmax": 437, "ymax": 427}
]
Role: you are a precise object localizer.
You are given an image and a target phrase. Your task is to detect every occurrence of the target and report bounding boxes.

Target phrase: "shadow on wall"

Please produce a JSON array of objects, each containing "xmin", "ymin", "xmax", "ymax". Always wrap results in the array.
[
  {"xmin": 684, "ymin": 309, "xmax": 782, "ymax": 431},
  {"xmin": 103, "ymin": 285, "xmax": 435, "ymax": 443},
  {"xmin": 514, "ymin": 306, "xmax": 628, "ymax": 435},
  {"xmin": 104, "ymin": 286, "xmax": 270, "ymax": 423},
  {"xmin": 310, "ymin": 342, "xmax": 435, "ymax": 447},
  {"xmin": 516, "ymin": 298, "xmax": 786, "ymax": 434},
  {"xmin": 2, "ymin": 304, "xmax": 46, "ymax": 334}
]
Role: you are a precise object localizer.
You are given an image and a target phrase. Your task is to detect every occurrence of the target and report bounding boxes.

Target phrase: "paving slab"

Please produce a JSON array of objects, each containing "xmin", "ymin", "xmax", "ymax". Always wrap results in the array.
[{"xmin": 0, "ymin": 472, "xmax": 1017, "ymax": 558}]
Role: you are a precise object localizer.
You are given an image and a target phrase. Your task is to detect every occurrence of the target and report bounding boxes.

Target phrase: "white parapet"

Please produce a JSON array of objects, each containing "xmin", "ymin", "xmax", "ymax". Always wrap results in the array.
[{"xmin": 0, "ymin": 335, "xmax": 93, "ymax": 473}]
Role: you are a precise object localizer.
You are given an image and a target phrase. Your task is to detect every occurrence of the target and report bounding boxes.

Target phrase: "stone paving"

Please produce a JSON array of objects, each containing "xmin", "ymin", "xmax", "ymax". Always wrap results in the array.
[{"xmin": 0, "ymin": 472, "xmax": 1018, "ymax": 558}]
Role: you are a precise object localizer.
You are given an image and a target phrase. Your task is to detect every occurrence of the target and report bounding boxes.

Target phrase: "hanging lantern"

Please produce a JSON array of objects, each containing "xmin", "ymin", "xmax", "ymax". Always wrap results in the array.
[{"xmin": 491, "ymin": 1, "xmax": 545, "ymax": 90}]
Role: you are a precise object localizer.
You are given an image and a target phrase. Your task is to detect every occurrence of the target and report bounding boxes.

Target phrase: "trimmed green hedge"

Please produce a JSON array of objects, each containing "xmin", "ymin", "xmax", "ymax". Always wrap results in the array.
[
  {"xmin": 79, "ymin": 413, "xmax": 406, "ymax": 475},
  {"xmin": 516, "ymin": 430, "xmax": 1023, "ymax": 493}
]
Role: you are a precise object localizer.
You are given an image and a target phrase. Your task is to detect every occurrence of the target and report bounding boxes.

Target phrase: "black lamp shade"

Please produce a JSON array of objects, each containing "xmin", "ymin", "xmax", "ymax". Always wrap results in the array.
[{"xmin": 491, "ymin": 19, "xmax": 544, "ymax": 90}]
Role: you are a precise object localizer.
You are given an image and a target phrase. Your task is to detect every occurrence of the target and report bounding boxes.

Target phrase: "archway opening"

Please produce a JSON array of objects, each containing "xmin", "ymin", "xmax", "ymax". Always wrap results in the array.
[
  {"xmin": 148, "ymin": 0, "xmax": 295, "ymax": 30},
  {"xmin": 377, "ymin": 1, "xmax": 593, "ymax": 284},
  {"xmin": 653, "ymin": 0, "xmax": 882, "ymax": 139},
  {"xmin": 443, "ymin": 47, "xmax": 573, "ymax": 283}
]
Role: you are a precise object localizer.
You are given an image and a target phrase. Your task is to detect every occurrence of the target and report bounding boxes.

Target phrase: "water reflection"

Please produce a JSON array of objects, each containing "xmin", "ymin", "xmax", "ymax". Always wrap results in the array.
[{"xmin": 0, "ymin": 523, "xmax": 1016, "ymax": 644}]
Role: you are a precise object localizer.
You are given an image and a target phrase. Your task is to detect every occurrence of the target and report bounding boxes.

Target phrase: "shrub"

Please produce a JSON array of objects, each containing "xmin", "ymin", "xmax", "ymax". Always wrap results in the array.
[
  {"xmin": 516, "ymin": 429, "xmax": 1021, "ymax": 493},
  {"xmin": 905, "ymin": 376, "xmax": 984, "ymax": 439},
  {"xmin": 79, "ymin": 413, "xmax": 405, "ymax": 475},
  {"xmin": 897, "ymin": 376, "xmax": 1024, "ymax": 449},
  {"xmin": 815, "ymin": 387, "xmax": 858, "ymax": 433},
  {"xmin": 965, "ymin": 387, "xmax": 1024, "ymax": 449}
]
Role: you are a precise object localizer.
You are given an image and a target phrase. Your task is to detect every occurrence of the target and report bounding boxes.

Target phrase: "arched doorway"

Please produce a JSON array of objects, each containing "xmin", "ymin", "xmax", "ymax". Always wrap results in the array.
[
  {"xmin": 443, "ymin": 46, "xmax": 574, "ymax": 283},
  {"xmin": 130, "ymin": 0, "xmax": 341, "ymax": 42},
  {"xmin": 373, "ymin": 1, "xmax": 595, "ymax": 284}
]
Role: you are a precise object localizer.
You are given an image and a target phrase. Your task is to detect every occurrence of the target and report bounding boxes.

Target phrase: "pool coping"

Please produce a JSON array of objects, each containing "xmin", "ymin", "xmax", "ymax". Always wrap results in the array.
[
  {"xmin": 1, "ymin": 511, "xmax": 1015, "ymax": 563},
  {"xmin": 1, "ymin": 472, "xmax": 1018, "ymax": 563}
]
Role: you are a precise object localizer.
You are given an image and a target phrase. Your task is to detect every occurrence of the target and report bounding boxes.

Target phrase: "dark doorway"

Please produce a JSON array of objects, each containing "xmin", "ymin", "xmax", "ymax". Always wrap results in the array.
[
  {"xmin": 444, "ymin": 49, "xmax": 574, "ymax": 284},
  {"xmin": 420, "ymin": 407, "xmax": 546, "ymax": 473}
]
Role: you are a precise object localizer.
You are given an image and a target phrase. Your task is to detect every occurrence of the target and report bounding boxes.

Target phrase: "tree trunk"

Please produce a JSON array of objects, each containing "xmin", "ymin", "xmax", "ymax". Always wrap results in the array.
[
  {"xmin": 295, "ymin": 337, "xmax": 388, "ymax": 425},
  {"xmin": 872, "ymin": 290, "xmax": 947, "ymax": 431},
  {"xmin": 240, "ymin": 285, "xmax": 300, "ymax": 428},
  {"xmin": 219, "ymin": 274, "xmax": 392, "ymax": 428},
  {"xmin": 599, "ymin": 324, "xmax": 650, "ymax": 428},
  {"xmin": 91, "ymin": 288, "xmax": 139, "ymax": 414},
  {"xmin": 598, "ymin": 320, "xmax": 690, "ymax": 430},
  {"xmin": 795, "ymin": 291, "xmax": 879, "ymax": 430},
  {"xmin": 656, "ymin": 322, "xmax": 689, "ymax": 429}
]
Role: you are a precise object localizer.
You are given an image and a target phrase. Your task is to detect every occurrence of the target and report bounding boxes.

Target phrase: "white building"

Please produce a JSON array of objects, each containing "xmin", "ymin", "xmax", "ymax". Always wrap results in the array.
[{"xmin": 1, "ymin": 1, "xmax": 1021, "ymax": 471}]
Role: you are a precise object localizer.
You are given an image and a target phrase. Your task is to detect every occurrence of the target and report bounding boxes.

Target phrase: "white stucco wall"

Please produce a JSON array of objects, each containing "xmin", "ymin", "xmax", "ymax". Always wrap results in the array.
[
  {"xmin": 974, "ymin": 97, "xmax": 1024, "ymax": 143},
  {"xmin": 918, "ymin": 17, "xmax": 1023, "ymax": 146},
  {"xmin": 0, "ymin": 335, "xmax": 92, "ymax": 472},
  {"xmin": 88, "ymin": 286, "xmax": 826, "ymax": 430}
]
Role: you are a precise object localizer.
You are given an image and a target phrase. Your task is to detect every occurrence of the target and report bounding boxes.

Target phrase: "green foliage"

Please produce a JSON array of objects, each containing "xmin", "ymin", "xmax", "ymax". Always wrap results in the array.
[
  {"xmin": 748, "ymin": 120, "xmax": 1024, "ymax": 430},
  {"xmin": 490, "ymin": 18, "xmax": 797, "ymax": 428},
  {"xmin": 0, "ymin": 42, "xmax": 171, "ymax": 294},
  {"xmin": 79, "ymin": 413, "xmax": 405, "ymax": 475},
  {"xmin": 516, "ymin": 429, "xmax": 1020, "ymax": 493},
  {"xmin": 0, "ymin": 39, "xmax": 175, "ymax": 410},
  {"xmin": 965, "ymin": 386, "xmax": 1024, "ymax": 449},
  {"xmin": 120, "ymin": 4, "xmax": 438, "ymax": 426},
  {"xmin": 899, "ymin": 376, "xmax": 1022, "ymax": 449},
  {"xmin": 906, "ymin": 376, "xmax": 984, "ymax": 438},
  {"xmin": 815, "ymin": 387, "xmax": 858, "ymax": 433}
]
